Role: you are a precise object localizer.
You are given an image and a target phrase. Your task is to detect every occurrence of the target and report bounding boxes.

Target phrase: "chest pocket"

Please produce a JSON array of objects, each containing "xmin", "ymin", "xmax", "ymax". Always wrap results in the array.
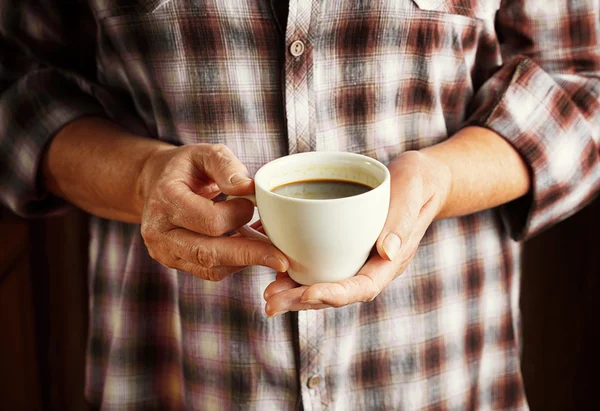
[{"xmin": 412, "ymin": 0, "xmax": 501, "ymax": 21}]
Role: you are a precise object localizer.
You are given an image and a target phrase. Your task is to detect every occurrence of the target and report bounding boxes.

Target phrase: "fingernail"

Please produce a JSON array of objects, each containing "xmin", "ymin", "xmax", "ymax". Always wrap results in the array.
[
  {"xmin": 383, "ymin": 232, "xmax": 402, "ymax": 261},
  {"xmin": 230, "ymin": 173, "xmax": 251, "ymax": 186},
  {"xmin": 264, "ymin": 255, "xmax": 287, "ymax": 272},
  {"xmin": 265, "ymin": 302, "xmax": 287, "ymax": 318},
  {"xmin": 270, "ymin": 310, "xmax": 289, "ymax": 318}
]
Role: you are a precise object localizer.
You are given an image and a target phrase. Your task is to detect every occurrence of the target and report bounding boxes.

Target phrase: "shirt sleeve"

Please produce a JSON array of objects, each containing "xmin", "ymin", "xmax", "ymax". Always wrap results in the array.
[
  {"xmin": 465, "ymin": 0, "xmax": 600, "ymax": 240},
  {"xmin": 0, "ymin": 1, "xmax": 106, "ymax": 217}
]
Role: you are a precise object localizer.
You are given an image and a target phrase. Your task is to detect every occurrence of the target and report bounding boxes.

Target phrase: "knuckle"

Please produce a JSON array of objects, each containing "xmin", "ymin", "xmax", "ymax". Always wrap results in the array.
[
  {"xmin": 140, "ymin": 223, "xmax": 152, "ymax": 243},
  {"xmin": 140, "ymin": 222, "xmax": 158, "ymax": 246},
  {"xmin": 161, "ymin": 181, "xmax": 181, "ymax": 200},
  {"xmin": 208, "ymin": 220, "xmax": 227, "ymax": 237},
  {"xmin": 366, "ymin": 287, "xmax": 380, "ymax": 302},
  {"xmin": 203, "ymin": 269, "xmax": 222, "ymax": 282},
  {"xmin": 212, "ymin": 144, "xmax": 237, "ymax": 172},
  {"xmin": 211, "ymin": 143, "xmax": 229, "ymax": 154},
  {"xmin": 326, "ymin": 280, "xmax": 344, "ymax": 307},
  {"xmin": 180, "ymin": 260, "xmax": 211, "ymax": 280},
  {"xmin": 146, "ymin": 243, "xmax": 170, "ymax": 268},
  {"xmin": 143, "ymin": 237, "xmax": 172, "ymax": 268},
  {"xmin": 402, "ymin": 150, "xmax": 424, "ymax": 164},
  {"xmin": 398, "ymin": 207, "xmax": 415, "ymax": 224},
  {"xmin": 326, "ymin": 286, "xmax": 345, "ymax": 308},
  {"xmin": 239, "ymin": 246, "xmax": 256, "ymax": 266},
  {"xmin": 198, "ymin": 210, "xmax": 227, "ymax": 236},
  {"xmin": 210, "ymin": 144, "xmax": 229, "ymax": 164},
  {"xmin": 364, "ymin": 277, "xmax": 381, "ymax": 302},
  {"xmin": 193, "ymin": 243, "xmax": 218, "ymax": 268},
  {"xmin": 146, "ymin": 247, "xmax": 159, "ymax": 262}
]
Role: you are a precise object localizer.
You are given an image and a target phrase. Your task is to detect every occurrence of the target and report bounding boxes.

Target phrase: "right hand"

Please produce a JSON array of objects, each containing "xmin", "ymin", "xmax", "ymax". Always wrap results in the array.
[{"xmin": 138, "ymin": 143, "xmax": 289, "ymax": 281}]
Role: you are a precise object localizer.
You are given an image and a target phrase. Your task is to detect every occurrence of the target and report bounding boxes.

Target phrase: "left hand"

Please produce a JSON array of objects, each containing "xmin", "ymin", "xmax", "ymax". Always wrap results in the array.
[{"xmin": 263, "ymin": 151, "xmax": 452, "ymax": 317}]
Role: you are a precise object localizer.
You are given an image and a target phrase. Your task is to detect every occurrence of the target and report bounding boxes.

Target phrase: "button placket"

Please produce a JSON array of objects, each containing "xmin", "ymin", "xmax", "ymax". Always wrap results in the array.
[
  {"xmin": 283, "ymin": 1, "xmax": 316, "ymax": 155},
  {"xmin": 298, "ymin": 310, "xmax": 328, "ymax": 410},
  {"xmin": 283, "ymin": 2, "xmax": 329, "ymax": 408}
]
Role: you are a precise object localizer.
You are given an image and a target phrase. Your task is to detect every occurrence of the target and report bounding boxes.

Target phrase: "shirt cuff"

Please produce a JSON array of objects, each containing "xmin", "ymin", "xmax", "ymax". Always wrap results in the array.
[
  {"xmin": 0, "ymin": 70, "xmax": 106, "ymax": 218},
  {"xmin": 464, "ymin": 57, "xmax": 600, "ymax": 241}
]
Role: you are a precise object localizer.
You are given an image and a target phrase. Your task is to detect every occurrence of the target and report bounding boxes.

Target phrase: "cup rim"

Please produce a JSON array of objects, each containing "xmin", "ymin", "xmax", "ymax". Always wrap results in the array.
[{"xmin": 254, "ymin": 152, "xmax": 390, "ymax": 203}]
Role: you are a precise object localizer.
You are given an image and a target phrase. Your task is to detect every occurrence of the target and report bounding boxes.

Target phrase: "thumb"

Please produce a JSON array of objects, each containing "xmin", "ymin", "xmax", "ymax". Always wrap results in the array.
[
  {"xmin": 376, "ymin": 178, "xmax": 422, "ymax": 261},
  {"xmin": 192, "ymin": 143, "xmax": 255, "ymax": 195}
]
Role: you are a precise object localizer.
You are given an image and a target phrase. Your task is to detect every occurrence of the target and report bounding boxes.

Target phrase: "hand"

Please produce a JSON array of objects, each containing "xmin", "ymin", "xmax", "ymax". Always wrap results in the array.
[
  {"xmin": 263, "ymin": 151, "xmax": 451, "ymax": 316},
  {"xmin": 139, "ymin": 143, "xmax": 289, "ymax": 281}
]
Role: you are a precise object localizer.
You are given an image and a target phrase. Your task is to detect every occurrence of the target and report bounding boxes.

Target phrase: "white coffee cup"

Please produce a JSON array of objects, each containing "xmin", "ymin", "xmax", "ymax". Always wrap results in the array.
[{"xmin": 230, "ymin": 152, "xmax": 390, "ymax": 285}]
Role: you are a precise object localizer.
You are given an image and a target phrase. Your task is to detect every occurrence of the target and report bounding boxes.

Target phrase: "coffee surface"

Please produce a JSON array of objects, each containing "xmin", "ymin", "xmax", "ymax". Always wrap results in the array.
[{"xmin": 272, "ymin": 179, "xmax": 372, "ymax": 200}]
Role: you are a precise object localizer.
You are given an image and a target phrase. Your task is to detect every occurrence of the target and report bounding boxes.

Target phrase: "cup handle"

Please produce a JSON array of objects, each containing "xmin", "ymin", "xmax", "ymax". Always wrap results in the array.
[{"xmin": 226, "ymin": 195, "xmax": 271, "ymax": 243}]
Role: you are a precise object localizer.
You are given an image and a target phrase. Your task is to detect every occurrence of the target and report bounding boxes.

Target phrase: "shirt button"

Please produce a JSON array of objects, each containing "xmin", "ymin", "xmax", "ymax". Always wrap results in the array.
[
  {"xmin": 307, "ymin": 374, "xmax": 322, "ymax": 389},
  {"xmin": 289, "ymin": 40, "xmax": 305, "ymax": 57}
]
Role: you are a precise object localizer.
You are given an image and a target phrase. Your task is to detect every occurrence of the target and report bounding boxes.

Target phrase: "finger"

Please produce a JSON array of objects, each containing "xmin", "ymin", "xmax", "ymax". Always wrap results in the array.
[
  {"xmin": 236, "ymin": 224, "xmax": 270, "ymax": 243},
  {"xmin": 167, "ymin": 229, "xmax": 289, "ymax": 272},
  {"xmin": 229, "ymin": 216, "xmax": 261, "ymax": 238},
  {"xmin": 162, "ymin": 183, "xmax": 255, "ymax": 236},
  {"xmin": 297, "ymin": 273, "xmax": 385, "ymax": 308},
  {"xmin": 266, "ymin": 255, "xmax": 401, "ymax": 312},
  {"xmin": 173, "ymin": 259, "xmax": 246, "ymax": 282},
  {"xmin": 264, "ymin": 275, "xmax": 299, "ymax": 300},
  {"xmin": 376, "ymin": 169, "xmax": 423, "ymax": 262},
  {"xmin": 249, "ymin": 220, "xmax": 265, "ymax": 233},
  {"xmin": 264, "ymin": 286, "xmax": 330, "ymax": 317},
  {"xmin": 275, "ymin": 272, "xmax": 289, "ymax": 280},
  {"xmin": 204, "ymin": 190, "xmax": 223, "ymax": 200},
  {"xmin": 228, "ymin": 219, "xmax": 263, "ymax": 238},
  {"xmin": 297, "ymin": 249, "xmax": 412, "ymax": 309},
  {"xmin": 191, "ymin": 144, "xmax": 255, "ymax": 196},
  {"xmin": 193, "ymin": 181, "xmax": 221, "ymax": 199}
]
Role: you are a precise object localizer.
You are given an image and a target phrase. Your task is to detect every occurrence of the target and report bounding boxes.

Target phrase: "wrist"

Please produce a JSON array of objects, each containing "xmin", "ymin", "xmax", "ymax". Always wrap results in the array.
[
  {"xmin": 135, "ymin": 144, "xmax": 178, "ymax": 215},
  {"xmin": 418, "ymin": 126, "xmax": 530, "ymax": 220},
  {"xmin": 413, "ymin": 149, "xmax": 453, "ymax": 220}
]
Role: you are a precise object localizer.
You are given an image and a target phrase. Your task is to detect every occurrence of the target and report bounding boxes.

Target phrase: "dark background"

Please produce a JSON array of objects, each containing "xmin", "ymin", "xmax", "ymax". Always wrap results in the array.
[{"xmin": 1, "ymin": 199, "xmax": 598, "ymax": 410}]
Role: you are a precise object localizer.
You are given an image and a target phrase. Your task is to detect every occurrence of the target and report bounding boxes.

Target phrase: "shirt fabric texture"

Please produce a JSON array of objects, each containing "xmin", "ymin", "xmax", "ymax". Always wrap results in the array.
[{"xmin": 1, "ymin": 0, "xmax": 600, "ymax": 410}]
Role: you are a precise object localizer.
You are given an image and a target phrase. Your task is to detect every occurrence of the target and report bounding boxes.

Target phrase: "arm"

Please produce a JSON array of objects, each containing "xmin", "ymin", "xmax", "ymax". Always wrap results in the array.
[
  {"xmin": 423, "ymin": 126, "xmax": 530, "ymax": 221},
  {"xmin": 371, "ymin": 125, "xmax": 531, "ymax": 262},
  {"xmin": 41, "ymin": 117, "xmax": 172, "ymax": 224},
  {"xmin": 264, "ymin": 0, "xmax": 600, "ymax": 314},
  {"xmin": 41, "ymin": 116, "xmax": 289, "ymax": 279}
]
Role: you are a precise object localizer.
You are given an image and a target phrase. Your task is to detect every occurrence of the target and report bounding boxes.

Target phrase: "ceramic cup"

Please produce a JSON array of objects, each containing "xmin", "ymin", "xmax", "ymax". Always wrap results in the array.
[{"xmin": 230, "ymin": 152, "xmax": 390, "ymax": 285}]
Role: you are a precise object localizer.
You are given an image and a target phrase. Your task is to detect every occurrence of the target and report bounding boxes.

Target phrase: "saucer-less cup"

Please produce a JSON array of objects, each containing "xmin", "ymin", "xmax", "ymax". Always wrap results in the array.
[{"xmin": 231, "ymin": 152, "xmax": 390, "ymax": 286}]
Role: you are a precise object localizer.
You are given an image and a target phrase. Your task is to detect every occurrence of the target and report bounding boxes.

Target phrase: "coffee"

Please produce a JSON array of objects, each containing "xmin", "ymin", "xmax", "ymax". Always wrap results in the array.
[{"xmin": 272, "ymin": 179, "xmax": 372, "ymax": 200}]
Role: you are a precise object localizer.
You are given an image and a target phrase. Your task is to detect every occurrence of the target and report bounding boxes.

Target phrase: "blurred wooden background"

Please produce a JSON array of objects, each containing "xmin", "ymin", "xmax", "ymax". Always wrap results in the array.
[
  {"xmin": 1, "ymin": 198, "xmax": 598, "ymax": 410},
  {"xmin": 0, "ymin": 208, "xmax": 91, "ymax": 411},
  {"xmin": 521, "ymin": 198, "xmax": 599, "ymax": 410}
]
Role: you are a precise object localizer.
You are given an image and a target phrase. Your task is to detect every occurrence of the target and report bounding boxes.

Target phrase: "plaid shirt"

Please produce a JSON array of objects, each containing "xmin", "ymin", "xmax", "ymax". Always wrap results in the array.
[{"xmin": 2, "ymin": 0, "xmax": 600, "ymax": 409}]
